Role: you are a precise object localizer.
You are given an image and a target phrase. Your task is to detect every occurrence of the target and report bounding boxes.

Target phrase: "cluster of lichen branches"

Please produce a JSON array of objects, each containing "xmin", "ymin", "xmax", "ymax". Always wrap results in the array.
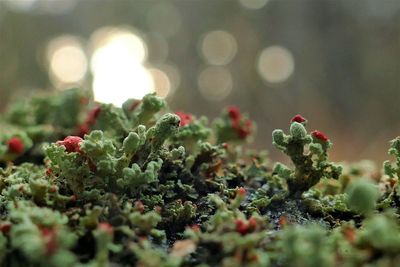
[
  {"xmin": 272, "ymin": 115, "xmax": 342, "ymax": 196},
  {"xmin": 0, "ymin": 89, "xmax": 399, "ymax": 267}
]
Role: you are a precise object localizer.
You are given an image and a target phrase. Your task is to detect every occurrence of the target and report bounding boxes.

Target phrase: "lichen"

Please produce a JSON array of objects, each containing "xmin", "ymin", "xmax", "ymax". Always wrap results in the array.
[{"xmin": 0, "ymin": 89, "xmax": 399, "ymax": 267}]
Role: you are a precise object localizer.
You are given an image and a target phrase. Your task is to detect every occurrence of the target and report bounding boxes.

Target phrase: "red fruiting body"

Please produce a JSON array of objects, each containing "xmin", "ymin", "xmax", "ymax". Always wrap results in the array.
[
  {"xmin": 85, "ymin": 106, "xmax": 101, "ymax": 126},
  {"xmin": 49, "ymin": 186, "xmax": 57, "ymax": 193},
  {"xmin": 76, "ymin": 124, "xmax": 90, "ymax": 137},
  {"xmin": 278, "ymin": 216, "xmax": 287, "ymax": 227},
  {"xmin": 291, "ymin": 114, "xmax": 307, "ymax": 123},
  {"xmin": 235, "ymin": 219, "xmax": 248, "ymax": 235},
  {"xmin": 0, "ymin": 222, "xmax": 11, "ymax": 233},
  {"xmin": 98, "ymin": 222, "xmax": 114, "ymax": 236},
  {"xmin": 228, "ymin": 106, "xmax": 241, "ymax": 121},
  {"xmin": 247, "ymin": 217, "xmax": 257, "ymax": 230},
  {"xmin": 311, "ymin": 130, "xmax": 329, "ymax": 142},
  {"xmin": 190, "ymin": 224, "xmax": 200, "ymax": 232},
  {"xmin": 7, "ymin": 137, "xmax": 24, "ymax": 154},
  {"xmin": 40, "ymin": 227, "xmax": 58, "ymax": 255},
  {"xmin": 235, "ymin": 218, "xmax": 257, "ymax": 235},
  {"xmin": 237, "ymin": 120, "xmax": 252, "ymax": 139},
  {"xmin": 237, "ymin": 187, "xmax": 247, "ymax": 197},
  {"xmin": 57, "ymin": 136, "xmax": 83, "ymax": 153},
  {"xmin": 135, "ymin": 201, "xmax": 145, "ymax": 213},
  {"xmin": 154, "ymin": 205, "xmax": 162, "ymax": 213},
  {"xmin": 139, "ymin": 235, "xmax": 148, "ymax": 241},
  {"xmin": 69, "ymin": 195, "xmax": 77, "ymax": 202},
  {"xmin": 75, "ymin": 106, "xmax": 101, "ymax": 137},
  {"xmin": 175, "ymin": 111, "xmax": 193, "ymax": 127},
  {"xmin": 227, "ymin": 106, "xmax": 252, "ymax": 139},
  {"xmin": 222, "ymin": 143, "xmax": 229, "ymax": 149},
  {"xmin": 344, "ymin": 227, "xmax": 356, "ymax": 243},
  {"xmin": 46, "ymin": 168, "xmax": 53, "ymax": 176}
]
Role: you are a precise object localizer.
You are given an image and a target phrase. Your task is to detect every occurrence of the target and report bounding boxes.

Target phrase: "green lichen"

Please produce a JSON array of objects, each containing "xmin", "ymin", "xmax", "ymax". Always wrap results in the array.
[{"xmin": 0, "ymin": 89, "xmax": 399, "ymax": 267}]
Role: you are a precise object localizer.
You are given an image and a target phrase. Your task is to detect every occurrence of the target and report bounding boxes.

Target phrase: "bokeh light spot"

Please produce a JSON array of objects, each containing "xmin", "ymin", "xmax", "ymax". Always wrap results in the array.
[
  {"xmin": 3, "ymin": 0, "xmax": 77, "ymax": 14},
  {"xmin": 160, "ymin": 64, "xmax": 181, "ymax": 95},
  {"xmin": 257, "ymin": 46, "xmax": 295, "ymax": 83},
  {"xmin": 91, "ymin": 27, "xmax": 147, "ymax": 68},
  {"xmin": 198, "ymin": 67, "xmax": 233, "ymax": 101},
  {"xmin": 3, "ymin": 0, "xmax": 36, "ymax": 12},
  {"xmin": 93, "ymin": 65, "xmax": 154, "ymax": 107},
  {"xmin": 200, "ymin": 30, "xmax": 238, "ymax": 66},
  {"xmin": 148, "ymin": 68, "xmax": 171, "ymax": 99},
  {"xmin": 46, "ymin": 35, "xmax": 87, "ymax": 87}
]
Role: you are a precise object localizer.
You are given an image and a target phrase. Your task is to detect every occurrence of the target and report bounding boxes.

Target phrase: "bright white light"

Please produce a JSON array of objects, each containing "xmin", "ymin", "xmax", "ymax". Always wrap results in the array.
[
  {"xmin": 91, "ymin": 27, "xmax": 153, "ymax": 106},
  {"xmin": 91, "ymin": 30, "xmax": 147, "ymax": 70},
  {"xmin": 93, "ymin": 64, "xmax": 154, "ymax": 107},
  {"xmin": 257, "ymin": 46, "xmax": 295, "ymax": 83},
  {"xmin": 46, "ymin": 35, "xmax": 87, "ymax": 87}
]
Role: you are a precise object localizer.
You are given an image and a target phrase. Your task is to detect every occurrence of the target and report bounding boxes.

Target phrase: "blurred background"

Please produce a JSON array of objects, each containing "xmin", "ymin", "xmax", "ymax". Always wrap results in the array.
[{"xmin": 0, "ymin": 0, "xmax": 399, "ymax": 163}]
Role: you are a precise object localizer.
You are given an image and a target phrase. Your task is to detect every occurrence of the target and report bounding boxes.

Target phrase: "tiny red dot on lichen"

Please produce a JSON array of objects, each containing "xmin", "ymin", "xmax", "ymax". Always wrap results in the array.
[
  {"xmin": 311, "ymin": 130, "xmax": 329, "ymax": 142},
  {"xmin": 278, "ymin": 216, "xmax": 287, "ymax": 227},
  {"xmin": 237, "ymin": 187, "xmax": 247, "ymax": 197},
  {"xmin": 290, "ymin": 114, "xmax": 307, "ymax": 123},
  {"xmin": 98, "ymin": 222, "xmax": 114, "ymax": 236},
  {"xmin": 175, "ymin": 111, "xmax": 193, "ymax": 127},
  {"xmin": 7, "ymin": 137, "xmax": 24, "ymax": 154},
  {"xmin": 190, "ymin": 224, "xmax": 200, "ymax": 232},
  {"xmin": 49, "ymin": 186, "xmax": 57, "ymax": 193},
  {"xmin": 46, "ymin": 168, "xmax": 53, "ymax": 176},
  {"xmin": 40, "ymin": 227, "xmax": 58, "ymax": 255},
  {"xmin": 154, "ymin": 205, "xmax": 162, "ymax": 213},
  {"xmin": 135, "ymin": 201, "xmax": 145, "ymax": 213}
]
